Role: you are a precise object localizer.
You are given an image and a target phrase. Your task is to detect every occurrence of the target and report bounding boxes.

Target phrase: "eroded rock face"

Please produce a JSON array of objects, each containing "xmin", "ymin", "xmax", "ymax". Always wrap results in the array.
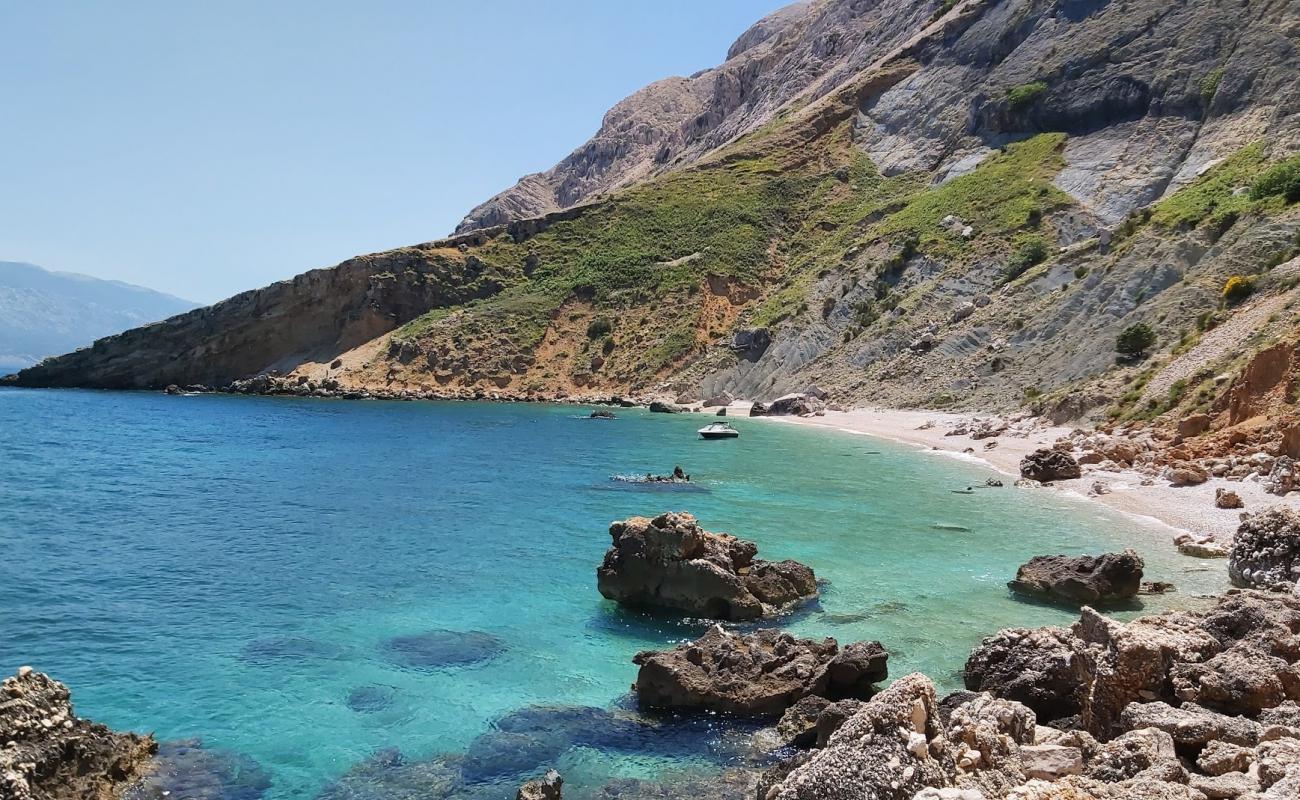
[
  {"xmin": 1008, "ymin": 552, "xmax": 1144, "ymax": 606},
  {"xmin": 1020, "ymin": 449, "xmax": 1082, "ymax": 483},
  {"xmin": 595, "ymin": 512, "xmax": 816, "ymax": 620},
  {"xmin": 765, "ymin": 673, "xmax": 954, "ymax": 800},
  {"xmin": 964, "ymin": 626, "xmax": 1090, "ymax": 724},
  {"xmin": 0, "ymin": 667, "xmax": 157, "ymax": 800},
  {"xmin": 631, "ymin": 626, "xmax": 886, "ymax": 716},
  {"xmin": 1229, "ymin": 508, "xmax": 1300, "ymax": 591}
]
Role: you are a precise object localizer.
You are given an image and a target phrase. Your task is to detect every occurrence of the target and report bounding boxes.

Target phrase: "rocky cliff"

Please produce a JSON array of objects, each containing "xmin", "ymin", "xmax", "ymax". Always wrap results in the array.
[{"xmin": 10, "ymin": 0, "xmax": 1300, "ymax": 439}]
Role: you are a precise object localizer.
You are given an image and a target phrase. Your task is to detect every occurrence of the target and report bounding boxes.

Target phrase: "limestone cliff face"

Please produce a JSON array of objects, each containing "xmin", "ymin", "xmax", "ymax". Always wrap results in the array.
[
  {"xmin": 456, "ymin": 0, "xmax": 939, "ymax": 232},
  {"xmin": 10, "ymin": 0, "xmax": 1300, "ymax": 432}
]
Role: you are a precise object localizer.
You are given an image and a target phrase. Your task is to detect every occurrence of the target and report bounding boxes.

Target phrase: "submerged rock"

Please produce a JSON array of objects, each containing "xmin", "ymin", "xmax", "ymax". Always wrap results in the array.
[
  {"xmin": 630, "ymin": 625, "xmax": 886, "ymax": 715},
  {"xmin": 1228, "ymin": 507, "xmax": 1300, "ymax": 591},
  {"xmin": 313, "ymin": 748, "xmax": 463, "ymax": 800},
  {"xmin": 596, "ymin": 512, "xmax": 817, "ymax": 620},
  {"xmin": 239, "ymin": 635, "xmax": 344, "ymax": 665},
  {"xmin": 1019, "ymin": 449, "xmax": 1082, "ymax": 482},
  {"xmin": 381, "ymin": 629, "xmax": 505, "ymax": 670},
  {"xmin": 1008, "ymin": 551, "xmax": 1144, "ymax": 605},
  {"xmin": 0, "ymin": 667, "xmax": 157, "ymax": 800},
  {"xmin": 127, "ymin": 740, "xmax": 272, "ymax": 800},
  {"xmin": 346, "ymin": 685, "xmax": 396, "ymax": 713}
]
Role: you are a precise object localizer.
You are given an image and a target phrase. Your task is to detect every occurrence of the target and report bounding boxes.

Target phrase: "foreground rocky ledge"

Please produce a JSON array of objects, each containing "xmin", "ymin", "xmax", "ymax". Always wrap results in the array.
[
  {"xmin": 596, "ymin": 512, "xmax": 818, "ymax": 620},
  {"xmin": 0, "ymin": 667, "xmax": 156, "ymax": 800}
]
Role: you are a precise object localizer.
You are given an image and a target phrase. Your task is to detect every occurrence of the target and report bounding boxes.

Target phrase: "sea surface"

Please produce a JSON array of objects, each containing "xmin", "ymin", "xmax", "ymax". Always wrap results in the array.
[{"xmin": 0, "ymin": 389, "xmax": 1228, "ymax": 799}]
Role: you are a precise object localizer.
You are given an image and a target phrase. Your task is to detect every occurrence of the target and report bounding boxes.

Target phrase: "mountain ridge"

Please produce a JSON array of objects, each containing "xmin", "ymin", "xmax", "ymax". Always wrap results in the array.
[
  {"xmin": 0, "ymin": 261, "xmax": 197, "ymax": 372},
  {"xmin": 8, "ymin": 0, "xmax": 1300, "ymax": 443}
]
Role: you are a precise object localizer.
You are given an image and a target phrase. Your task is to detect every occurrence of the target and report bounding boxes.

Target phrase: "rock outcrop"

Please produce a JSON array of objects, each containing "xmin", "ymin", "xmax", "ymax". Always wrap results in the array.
[
  {"xmin": 763, "ymin": 590, "xmax": 1300, "ymax": 799},
  {"xmin": 516, "ymin": 769, "xmax": 562, "ymax": 800},
  {"xmin": 631, "ymin": 625, "xmax": 886, "ymax": 715},
  {"xmin": 1020, "ymin": 450, "xmax": 1082, "ymax": 483},
  {"xmin": 595, "ymin": 512, "xmax": 817, "ymax": 620},
  {"xmin": 1229, "ymin": 508, "xmax": 1300, "ymax": 591},
  {"xmin": 0, "ymin": 667, "xmax": 157, "ymax": 800},
  {"xmin": 1007, "ymin": 552, "xmax": 1144, "ymax": 606}
]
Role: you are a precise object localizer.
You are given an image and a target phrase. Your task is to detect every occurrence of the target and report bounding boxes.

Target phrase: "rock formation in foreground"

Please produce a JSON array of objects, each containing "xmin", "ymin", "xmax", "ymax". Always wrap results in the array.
[
  {"xmin": 1007, "ymin": 551, "xmax": 1144, "ymax": 606},
  {"xmin": 1019, "ymin": 449, "xmax": 1082, "ymax": 483},
  {"xmin": 760, "ymin": 589, "xmax": 1300, "ymax": 799},
  {"xmin": 0, "ymin": 667, "xmax": 157, "ymax": 800},
  {"xmin": 596, "ymin": 511, "xmax": 817, "ymax": 620},
  {"xmin": 631, "ymin": 625, "xmax": 887, "ymax": 715}
]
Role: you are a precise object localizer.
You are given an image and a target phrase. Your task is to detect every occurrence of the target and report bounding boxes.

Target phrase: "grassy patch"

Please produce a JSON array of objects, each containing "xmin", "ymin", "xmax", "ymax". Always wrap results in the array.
[
  {"xmin": 1006, "ymin": 81, "xmax": 1048, "ymax": 110},
  {"xmin": 1147, "ymin": 143, "xmax": 1298, "ymax": 231}
]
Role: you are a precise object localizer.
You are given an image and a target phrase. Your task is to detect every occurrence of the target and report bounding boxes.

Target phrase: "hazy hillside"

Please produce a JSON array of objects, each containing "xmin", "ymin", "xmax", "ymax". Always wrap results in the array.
[
  {"xmin": 0, "ymin": 261, "xmax": 197, "ymax": 373},
  {"xmin": 9, "ymin": 0, "xmax": 1300, "ymax": 440}
]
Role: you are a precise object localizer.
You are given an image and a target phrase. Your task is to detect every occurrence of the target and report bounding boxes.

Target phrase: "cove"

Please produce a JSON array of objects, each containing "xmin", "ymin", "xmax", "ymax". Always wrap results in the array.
[{"xmin": 0, "ymin": 389, "xmax": 1228, "ymax": 798}]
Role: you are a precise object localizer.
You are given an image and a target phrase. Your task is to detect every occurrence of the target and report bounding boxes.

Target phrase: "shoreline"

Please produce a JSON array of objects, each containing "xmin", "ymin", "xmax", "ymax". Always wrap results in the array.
[{"xmin": 759, "ymin": 406, "xmax": 1300, "ymax": 543}]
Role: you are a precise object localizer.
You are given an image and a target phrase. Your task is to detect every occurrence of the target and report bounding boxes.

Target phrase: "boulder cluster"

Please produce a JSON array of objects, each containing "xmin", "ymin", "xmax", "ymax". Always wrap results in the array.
[
  {"xmin": 0, "ymin": 667, "xmax": 157, "ymax": 800},
  {"xmin": 1230, "ymin": 508, "xmax": 1300, "ymax": 592},
  {"xmin": 756, "ymin": 590, "xmax": 1300, "ymax": 799},
  {"xmin": 596, "ymin": 512, "xmax": 818, "ymax": 620}
]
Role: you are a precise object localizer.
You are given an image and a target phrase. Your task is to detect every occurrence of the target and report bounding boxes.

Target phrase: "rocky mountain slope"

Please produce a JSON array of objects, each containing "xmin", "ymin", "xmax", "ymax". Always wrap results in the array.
[
  {"xmin": 10, "ymin": 0, "xmax": 1300, "ymax": 441},
  {"xmin": 0, "ymin": 261, "xmax": 196, "ymax": 373}
]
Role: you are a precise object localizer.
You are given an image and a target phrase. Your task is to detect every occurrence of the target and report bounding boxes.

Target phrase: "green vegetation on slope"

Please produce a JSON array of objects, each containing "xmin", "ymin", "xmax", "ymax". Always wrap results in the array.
[{"xmin": 1148, "ymin": 143, "xmax": 1298, "ymax": 231}]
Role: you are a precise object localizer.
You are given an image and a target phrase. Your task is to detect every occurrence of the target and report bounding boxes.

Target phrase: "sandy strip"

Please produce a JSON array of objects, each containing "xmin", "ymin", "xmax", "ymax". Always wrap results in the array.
[{"xmin": 757, "ymin": 406, "xmax": 1300, "ymax": 542}]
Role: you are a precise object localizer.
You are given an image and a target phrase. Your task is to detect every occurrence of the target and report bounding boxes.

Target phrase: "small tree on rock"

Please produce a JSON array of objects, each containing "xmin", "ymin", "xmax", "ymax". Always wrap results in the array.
[{"xmin": 1116, "ymin": 322, "xmax": 1157, "ymax": 359}]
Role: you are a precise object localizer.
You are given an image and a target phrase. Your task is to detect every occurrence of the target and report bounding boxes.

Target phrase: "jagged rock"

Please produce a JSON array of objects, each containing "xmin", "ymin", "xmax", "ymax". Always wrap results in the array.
[
  {"xmin": 595, "ymin": 512, "xmax": 817, "ymax": 620},
  {"xmin": 1188, "ymin": 770, "xmax": 1259, "ymax": 798},
  {"xmin": 648, "ymin": 401, "xmax": 683, "ymax": 413},
  {"xmin": 749, "ymin": 402, "xmax": 768, "ymax": 417},
  {"xmin": 1085, "ymin": 727, "xmax": 1185, "ymax": 784},
  {"xmin": 630, "ymin": 626, "xmax": 886, "ymax": 715},
  {"xmin": 1229, "ymin": 508, "xmax": 1300, "ymax": 591},
  {"xmin": 814, "ymin": 699, "xmax": 863, "ymax": 748},
  {"xmin": 1256, "ymin": 738, "xmax": 1300, "ymax": 792},
  {"xmin": 1167, "ymin": 463, "xmax": 1210, "ymax": 486},
  {"xmin": 702, "ymin": 392, "xmax": 734, "ymax": 407},
  {"xmin": 964, "ymin": 626, "xmax": 1088, "ymax": 723},
  {"xmin": 775, "ymin": 695, "xmax": 831, "ymax": 747},
  {"xmin": 1215, "ymin": 489, "xmax": 1244, "ymax": 509},
  {"xmin": 1263, "ymin": 457, "xmax": 1299, "ymax": 496},
  {"xmin": 1020, "ymin": 449, "xmax": 1082, "ymax": 482},
  {"xmin": 0, "ymin": 667, "xmax": 157, "ymax": 800},
  {"xmin": 517, "ymin": 769, "xmax": 562, "ymax": 800},
  {"xmin": 1178, "ymin": 414, "xmax": 1212, "ymax": 438},
  {"xmin": 946, "ymin": 694, "xmax": 1037, "ymax": 794},
  {"xmin": 1019, "ymin": 744, "xmax": 1084, "ymax": 781},
  {"xmin": 765, "ymin": 393, "xmax": 826, "ymax": 417},
  {"xmin": 1007, "ymin": 552, "xmax": 1144, "ymax": 605},
  {"xmin": 1169, "ymin": 645, "xmax": 1300, "ymax": 716},
  {"xmin": 764, "ymin": 674, "xmax": 955, "ymax": 799},
  {"xmin": 1197, "ymin": 740, "xmax": 1255, "ymax": 776},
  {"xmin": 1119, "ymin": 702, "xmax": 1261, "ymax": 748},
  {"xmin": 1176, "ymin": 534, "xmax": 1230, "ymax": 558}
]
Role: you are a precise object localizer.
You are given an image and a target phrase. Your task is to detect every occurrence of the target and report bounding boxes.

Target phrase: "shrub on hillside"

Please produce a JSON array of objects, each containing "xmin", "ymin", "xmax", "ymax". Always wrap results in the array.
[
  {"xmin": 1000, "ymin": 234, "xmax": 1050, "ymax": 283},
  {"xmin": 1250, "ymin": 156, "xmax": 1300, "ymax": 204},
  {"xmin": 1006, "ymin": 81, "xmax": 1047, "ymax": 110},
  {"xmin": 1116, "ymin": 322, "xmax": 1157, "ymax": 359},
  {"xmin": 1222, "ymin": 275, "xmax": 1255, "ymax": 305},
  {"xmin": 586, "ymin": 318, "xmax": 613, "ymax": 339}
]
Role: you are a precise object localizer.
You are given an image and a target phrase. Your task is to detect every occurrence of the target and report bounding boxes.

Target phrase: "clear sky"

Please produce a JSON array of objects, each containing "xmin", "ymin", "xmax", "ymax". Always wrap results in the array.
[{"xmin": 1, "ymin": 1, "xmax": 791, "ymax": 304}]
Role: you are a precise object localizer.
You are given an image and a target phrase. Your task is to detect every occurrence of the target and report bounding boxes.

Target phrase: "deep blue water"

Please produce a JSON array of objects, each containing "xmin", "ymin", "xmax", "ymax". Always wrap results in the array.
[{"xmin": 0, "ymin": 390, "xmax": 1227, "ymax": 798}]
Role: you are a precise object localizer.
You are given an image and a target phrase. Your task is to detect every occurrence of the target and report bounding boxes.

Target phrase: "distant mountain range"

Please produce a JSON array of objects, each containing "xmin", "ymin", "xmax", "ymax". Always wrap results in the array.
[{"xmin": 0, "ymin": 261, "xmax": 197, "ymax": 373}]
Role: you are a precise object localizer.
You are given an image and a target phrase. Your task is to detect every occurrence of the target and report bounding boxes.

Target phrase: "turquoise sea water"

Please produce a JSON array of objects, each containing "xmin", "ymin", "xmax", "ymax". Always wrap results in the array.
[{"xmin": 0, "ymin": 390, "xmax": 1228, "ymax": 798}]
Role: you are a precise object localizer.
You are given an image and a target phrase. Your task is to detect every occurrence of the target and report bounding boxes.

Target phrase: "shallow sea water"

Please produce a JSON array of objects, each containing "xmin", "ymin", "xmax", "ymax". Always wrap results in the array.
[{"xmin": 0, "ymin": 390, "xmax": 1228, "ymax": 798}]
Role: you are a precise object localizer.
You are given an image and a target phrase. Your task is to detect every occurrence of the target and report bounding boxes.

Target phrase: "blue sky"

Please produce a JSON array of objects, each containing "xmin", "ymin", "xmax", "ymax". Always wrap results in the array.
[{"xmin": 1, "ymin": 1, "xmax": 791, "ymax": 303}]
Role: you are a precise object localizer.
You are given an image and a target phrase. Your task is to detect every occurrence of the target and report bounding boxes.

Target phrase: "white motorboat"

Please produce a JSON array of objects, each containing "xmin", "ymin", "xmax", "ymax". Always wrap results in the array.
[{"xmin": 698, "ymin": 422, "xmax": 739, "ymax": 439}]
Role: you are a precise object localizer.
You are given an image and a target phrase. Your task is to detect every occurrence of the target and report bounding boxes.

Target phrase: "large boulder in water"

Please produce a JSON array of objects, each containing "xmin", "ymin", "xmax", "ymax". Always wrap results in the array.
[
  {"xmin": 0, "ymin": 667, "xmax": 158, "ymax": 800},
  {"xmin": 1008, "ymin": 551, "xmax": 1144, "ymax": 605},
  {"xmin": 631, "ymin": 625, "xmax": 887, "ymax": 715},
  {"xmin": 516, "ymin": 769, "xmax": 562, "ymax": 800},
  {"xmin": 1019, "ymin": 448, "xmax": 1082, "ymax": 482},
  {"xmin": 1229, "ymin": 507, "xmax": 1300, "ymax": 591},
  {"xmin": 596, "ymin": 512, "xmax": 817, "ymax": 620}
]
